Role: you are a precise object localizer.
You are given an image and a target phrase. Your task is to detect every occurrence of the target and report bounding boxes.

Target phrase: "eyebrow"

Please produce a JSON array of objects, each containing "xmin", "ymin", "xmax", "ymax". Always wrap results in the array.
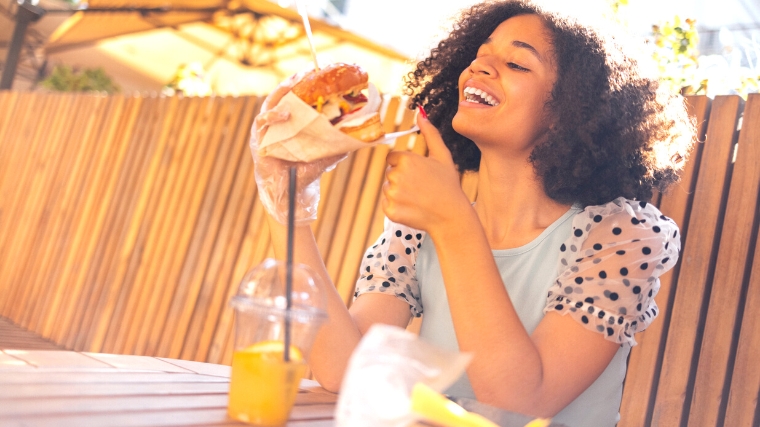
[{"xmin": 483, "ymin": 37, "xmax": 545, "ymax": 63}]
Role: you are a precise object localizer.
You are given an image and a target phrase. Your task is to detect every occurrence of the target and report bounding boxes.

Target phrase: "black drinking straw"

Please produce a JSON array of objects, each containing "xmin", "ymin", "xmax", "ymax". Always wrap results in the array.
[{"xmin": 284, "ymin": 167, "xmax": 296, "ymax": 362}]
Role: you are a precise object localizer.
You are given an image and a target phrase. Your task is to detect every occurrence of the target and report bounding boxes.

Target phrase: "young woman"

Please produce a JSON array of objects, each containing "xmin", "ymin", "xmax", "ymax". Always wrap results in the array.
[{"xmin": 251, "ymin": 1, "xmax": 694, "ymax": 425}]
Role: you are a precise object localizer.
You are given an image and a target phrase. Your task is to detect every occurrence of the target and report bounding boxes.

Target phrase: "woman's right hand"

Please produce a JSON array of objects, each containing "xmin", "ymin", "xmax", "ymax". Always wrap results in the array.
[{"xmin": 251, "ymin": 73, "xmax": 346, "ymax": 225}]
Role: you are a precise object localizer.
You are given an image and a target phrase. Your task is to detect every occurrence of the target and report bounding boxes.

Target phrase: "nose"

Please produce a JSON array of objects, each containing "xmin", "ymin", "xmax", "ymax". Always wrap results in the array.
[{"xmin": 468, "ymin": 56, "xmax": 497, "ymax": 77}]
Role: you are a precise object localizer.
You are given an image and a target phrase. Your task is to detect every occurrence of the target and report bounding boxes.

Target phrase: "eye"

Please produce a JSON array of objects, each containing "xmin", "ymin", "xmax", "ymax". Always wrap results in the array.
[{"xmin": 508, "ymin": 62, "xmax": 530, "ymax": 72}]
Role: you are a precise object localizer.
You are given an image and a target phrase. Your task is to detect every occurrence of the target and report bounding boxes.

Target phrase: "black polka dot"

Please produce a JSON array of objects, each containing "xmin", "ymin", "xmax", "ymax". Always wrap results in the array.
[
  {"xmin": 417, "ymin": 243, "xmax": 422, "ymax": 248},
  {"xmin": 574, "ymin": 229, "xmax": 583, "ymax": 237},
  {"xmin": 388, "ymin": 277, "xmax": 396, "ymax": 282},
  {"xmin": 576, "ymin": 258, "xmax": 584, "ymax": 263},
  {"xmin": 588, "ymin": 306, "xmax": 595, "ymax": 314},
  {"xmin": 631, "ymin": 217, "xmax": 640, "ymax": 225},
  {"xmin": 575, "ymin": 277, "xmax": 584, "ymax": 284},
  {"xmin": 649, "ymin": 289, "xmax": 653, "ymax": 297},
  {"xmin": 585, "ymin": 297, "xmax": 595, "ymax": 304},
  {"xmin": 381, "ymin": 239, "xmax": 386, "ymax": 244},
  {"xmin": 416, "ymin": 233, "xmax": 422, "ymax": 239},
  {"xmin": 366, "ymin": 266, "xmax": 371, "ymax": 272},
  {"xmin": 636, "ymin": 303, "xmax": 642, "ymax": 311},
  {"xmin": 616, "ymin": 250, "xmax": 626, "ymax": 255},
  {"xmin": 593, "ymin": 243, "xmax": 602, "ymax": 250},
  {"xmin": 653, "ymin": 226, "xmax": 661, "ymax": 233},
  {"xmin": 633, "ymin": 286, "xmax": 641, "ymax": 294},
  {"xmin": 398, "ymin": 266, "xmax": 406, "ymax": 273},
  {"xmin": 560, "ymin": 244, "xmax": 566, "ymax": 252},
  {"xmin": 398, "ymin": 293, "xmax": 406, "ymax": 298},
  {"xmin": 607, "ymin": 327, "xmax": 614, "ymax": 336},
  {"xmin": 640, "ymin": 262, "xmax": 649, "ymax": 270},
  {"xmin": 643, "ymin": 247, "xmax": 651, "ymax": 255},
  {"xmin": 575, "ymin": 302, "xmax": 583, "ymax": 308},
  {"xmin": 665, "ymin": 242, "xmax": 669, "ymax": 250},
  {"xmin": 388, "ymin": 255, "xmax": 396, "ymax": 262},
  {"xmin": 405, "ymin": 234, "xmax": 413, "ymax": 240},
  {"xmin": 405, "ymin": 248, "xmax": 412, "ymax": 255},
  {"xmin": 620, "ymin": 267, "xmax": 629, "ymax": 276},
  {"xmin": 395, "ymin": 230, "xmax": 402, "ymax": 237},
  {"xmin": 555, "ymin": 304, "xmax": 564, "ymax": 310},
  {"xmin": 673, "ymin": 230, "xmax": 678, "ymax": 238},
  {"xmin": 366, "ymin": 274, "xmax": 374, "ymax": 280},
  {"xmin": 639, "ymin": 201, "xmax": 647, "ymax": 208},
  {"xmin": 610, "ymin": 292, "xmax": 619, "ymax": 301},
  {"xmin": 582, "ymin": 315, "xmax": 589, "ymax": 324},
  {"xmin": 618, "ymin": 317, "xmax": 624, "ymax": 325},
  {"xmin": 662, "ymin": 257, "xmax": 670, "ymax": 263},
  {"xmin": 382, "ymin": 281, "xmax": 391, "ymax": 287},
  {"xmin": 598, "ymin": 310, "xmax": 606, "ymax": 318},
  {"xmin": 599, "ymin": 271, "xmax": 607, "ymax": 279},
  {"xmin": 593, "ymin": 215, "xmax": 603, "ymax": 223},
  {"xmin": 613, "ymin": 227, "xmax": 622, "ymax": 235},
  {"xmin": 367, "ymin": 254, "xmax": 374, "ymax": 258}
]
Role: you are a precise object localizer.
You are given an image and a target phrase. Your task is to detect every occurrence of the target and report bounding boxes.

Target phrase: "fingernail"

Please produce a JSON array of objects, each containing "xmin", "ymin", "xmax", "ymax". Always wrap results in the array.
[{"xmin": 418, "ymin": 106, "xmax": 428, "ymax": 120}]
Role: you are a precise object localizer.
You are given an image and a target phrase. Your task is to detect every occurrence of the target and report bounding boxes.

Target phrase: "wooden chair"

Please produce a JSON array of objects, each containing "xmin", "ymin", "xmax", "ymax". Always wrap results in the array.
[{"xmin": 619, "ymin": 94, "xmax": 760, "ymax": 426}]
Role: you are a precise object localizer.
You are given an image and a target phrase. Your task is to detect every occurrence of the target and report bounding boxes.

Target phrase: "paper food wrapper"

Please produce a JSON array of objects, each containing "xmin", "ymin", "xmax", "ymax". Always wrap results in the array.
[{"xmin": 258, "ymin": 92, "xmax": 417, "ymax": 162}]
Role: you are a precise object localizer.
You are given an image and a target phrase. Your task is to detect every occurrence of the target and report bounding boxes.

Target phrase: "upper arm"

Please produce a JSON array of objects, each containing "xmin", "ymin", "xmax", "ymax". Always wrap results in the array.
[{"xmin": 349, "ymin": 293, "xmax": 413, "ymax": 334}]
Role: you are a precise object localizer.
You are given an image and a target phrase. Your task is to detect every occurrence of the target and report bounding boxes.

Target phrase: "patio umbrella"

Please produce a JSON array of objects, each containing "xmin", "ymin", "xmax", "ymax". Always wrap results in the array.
[{"xmin": 41, "ymin": 0, "xmax": 411, "ymax": 95}]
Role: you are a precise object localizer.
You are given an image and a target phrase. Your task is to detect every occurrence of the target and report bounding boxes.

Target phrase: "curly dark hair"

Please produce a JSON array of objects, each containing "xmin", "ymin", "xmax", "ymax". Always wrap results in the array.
[{"xmin": 404, "ymin": 0, "xmax": 695, "ymax": 207}]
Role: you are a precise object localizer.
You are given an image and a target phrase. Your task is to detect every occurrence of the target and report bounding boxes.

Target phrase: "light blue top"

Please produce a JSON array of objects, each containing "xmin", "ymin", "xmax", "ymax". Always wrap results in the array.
[{"xmin": 354, "ymin": 198, "xmax": 682, "ymax": 427}]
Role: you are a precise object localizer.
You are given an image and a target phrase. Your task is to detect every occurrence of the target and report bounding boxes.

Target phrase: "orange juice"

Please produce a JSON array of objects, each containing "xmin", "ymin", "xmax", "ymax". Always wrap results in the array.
[{"xmin": 228, "ymin": 341, "xmax": 307, "ymax": 426}]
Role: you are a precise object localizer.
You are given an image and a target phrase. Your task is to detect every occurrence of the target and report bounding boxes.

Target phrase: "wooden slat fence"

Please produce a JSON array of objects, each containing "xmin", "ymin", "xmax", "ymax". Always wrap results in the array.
[
  {"xmin": 0, "ymin": 91, "xmax": 422, "ymax": 366},
  {"xmin": 2, "ymin": 91, "xmax": 760, "ymax": 426}
]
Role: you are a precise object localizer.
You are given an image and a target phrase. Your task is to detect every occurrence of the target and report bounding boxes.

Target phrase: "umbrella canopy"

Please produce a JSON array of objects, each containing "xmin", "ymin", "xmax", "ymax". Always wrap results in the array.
[{"xmin": 41, "ymin": 0, "xmax": 412, "ymax": 95}]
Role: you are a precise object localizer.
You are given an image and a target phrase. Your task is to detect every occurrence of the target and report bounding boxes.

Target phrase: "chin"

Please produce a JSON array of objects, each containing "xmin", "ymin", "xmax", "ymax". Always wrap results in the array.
[{"xmin": 452, "ymin": 111, "xmax": 482, "ymax": 143}]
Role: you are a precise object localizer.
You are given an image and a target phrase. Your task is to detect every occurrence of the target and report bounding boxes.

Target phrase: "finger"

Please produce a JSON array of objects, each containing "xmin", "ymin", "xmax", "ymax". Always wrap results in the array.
[
  {"xmin": 417, "ymin": 111, "xmax": 455, "ymax": 166},
  {"xmin": 386, "ymin": 151, "xmax": 408, "ymax": 167}
]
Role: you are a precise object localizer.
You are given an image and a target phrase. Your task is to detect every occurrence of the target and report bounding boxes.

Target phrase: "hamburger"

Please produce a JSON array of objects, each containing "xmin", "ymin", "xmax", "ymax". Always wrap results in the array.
[{"xmin": 291, "ymin": 62, "xmax": 384, "ymax": 142}]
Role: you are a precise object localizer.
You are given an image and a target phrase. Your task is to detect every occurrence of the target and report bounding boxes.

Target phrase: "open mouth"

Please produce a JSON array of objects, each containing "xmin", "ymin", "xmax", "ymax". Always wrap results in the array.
[{"xmin": 463, "ymin": 87, "xmax": 500, "ymax": 106}]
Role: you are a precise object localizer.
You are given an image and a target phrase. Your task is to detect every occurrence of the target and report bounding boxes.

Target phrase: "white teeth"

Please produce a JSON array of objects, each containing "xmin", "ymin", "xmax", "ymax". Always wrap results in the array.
[{"xmin": 463, "ymin": 87, "xmax": 499, "ymax": 106}]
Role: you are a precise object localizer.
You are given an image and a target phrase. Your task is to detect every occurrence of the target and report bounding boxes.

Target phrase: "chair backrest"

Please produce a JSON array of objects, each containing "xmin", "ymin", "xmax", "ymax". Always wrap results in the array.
[{"xmin": 619, "ymin": 94, "xmax": 760, "ymax": 427}]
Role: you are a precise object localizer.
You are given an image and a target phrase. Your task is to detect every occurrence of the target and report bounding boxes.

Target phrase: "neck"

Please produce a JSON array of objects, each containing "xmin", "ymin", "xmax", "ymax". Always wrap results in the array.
[{"xmin": 473, "ymin": 151, "xmax": 572, "ymax": 249}]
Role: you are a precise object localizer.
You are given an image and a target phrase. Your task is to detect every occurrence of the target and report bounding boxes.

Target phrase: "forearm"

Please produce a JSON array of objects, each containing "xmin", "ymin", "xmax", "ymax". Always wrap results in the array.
[
  {"xmin": 429, "ymin": 210, "xmax": 550, "ymax": 414},
  {"xmin": 265, "ymin": 215, "xmax": 361, "ymax": 392}
]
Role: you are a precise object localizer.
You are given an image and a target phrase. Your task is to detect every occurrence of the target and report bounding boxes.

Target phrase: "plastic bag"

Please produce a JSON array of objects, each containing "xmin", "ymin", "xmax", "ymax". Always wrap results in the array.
[{"xmin": 335, "ymin": 324, "xmax": 473, "ymax": 427}]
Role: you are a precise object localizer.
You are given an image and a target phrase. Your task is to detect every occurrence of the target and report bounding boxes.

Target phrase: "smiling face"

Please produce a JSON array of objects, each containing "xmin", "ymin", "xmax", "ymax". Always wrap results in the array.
[{"xmin": 452, "ymin": 14, "xmax": 557, "ymax": 157}]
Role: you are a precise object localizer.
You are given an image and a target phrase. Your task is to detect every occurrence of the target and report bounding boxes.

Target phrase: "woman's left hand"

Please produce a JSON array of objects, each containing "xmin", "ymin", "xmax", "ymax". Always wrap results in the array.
[{"xmin": 382, "ymin": 112, "xmax": 473, "ymax": 233}]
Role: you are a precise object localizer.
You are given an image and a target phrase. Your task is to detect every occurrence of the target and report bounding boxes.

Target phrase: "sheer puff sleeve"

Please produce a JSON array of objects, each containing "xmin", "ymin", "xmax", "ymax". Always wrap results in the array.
[
  {"xmin": 544, "ymin": 197, "xmax": 681, "ymax": 346},
  {"xmin": 353, "ymin": 218, "xmax": 426, "ymax": 317}
]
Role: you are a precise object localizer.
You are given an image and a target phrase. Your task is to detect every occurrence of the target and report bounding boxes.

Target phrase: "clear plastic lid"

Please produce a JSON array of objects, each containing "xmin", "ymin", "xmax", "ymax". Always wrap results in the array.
[{"xmin": 230, "ymin": 258, "xmax": 328, "ymax": 322}]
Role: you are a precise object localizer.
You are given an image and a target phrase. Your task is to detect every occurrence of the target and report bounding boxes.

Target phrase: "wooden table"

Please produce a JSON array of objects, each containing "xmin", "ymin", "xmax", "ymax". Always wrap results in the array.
[{"xmin": 0, "ymin": 349, "xmax": 338, "ymax": 427}]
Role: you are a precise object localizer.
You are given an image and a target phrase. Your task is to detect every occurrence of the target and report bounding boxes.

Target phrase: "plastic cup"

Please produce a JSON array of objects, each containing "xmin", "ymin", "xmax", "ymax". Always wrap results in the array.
[{"xmin": 227, "ymin": 259, "xmax": 327, "ymax": 426}]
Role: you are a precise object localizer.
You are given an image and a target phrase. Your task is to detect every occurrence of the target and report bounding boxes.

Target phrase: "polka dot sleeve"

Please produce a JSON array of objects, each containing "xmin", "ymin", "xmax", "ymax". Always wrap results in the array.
[
  {"xmin": 353, "ymin": 218, "xmax": 426, "ymax": 317},
  {"xmin": 544, "ymin": 197, "xmax": 681, "ymax": 346}
]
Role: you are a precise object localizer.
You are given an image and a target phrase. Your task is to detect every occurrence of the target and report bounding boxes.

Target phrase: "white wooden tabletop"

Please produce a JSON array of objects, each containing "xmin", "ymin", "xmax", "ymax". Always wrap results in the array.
[{"xmin": 0, "ymin": 349, "xmax": 337, "ymax": 427}]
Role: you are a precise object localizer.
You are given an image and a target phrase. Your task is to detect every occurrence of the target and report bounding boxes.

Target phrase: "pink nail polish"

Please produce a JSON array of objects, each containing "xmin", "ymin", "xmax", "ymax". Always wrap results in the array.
[{"xmin": 418, "ymin": 106, "xmax": 428, "ymax": 119}]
